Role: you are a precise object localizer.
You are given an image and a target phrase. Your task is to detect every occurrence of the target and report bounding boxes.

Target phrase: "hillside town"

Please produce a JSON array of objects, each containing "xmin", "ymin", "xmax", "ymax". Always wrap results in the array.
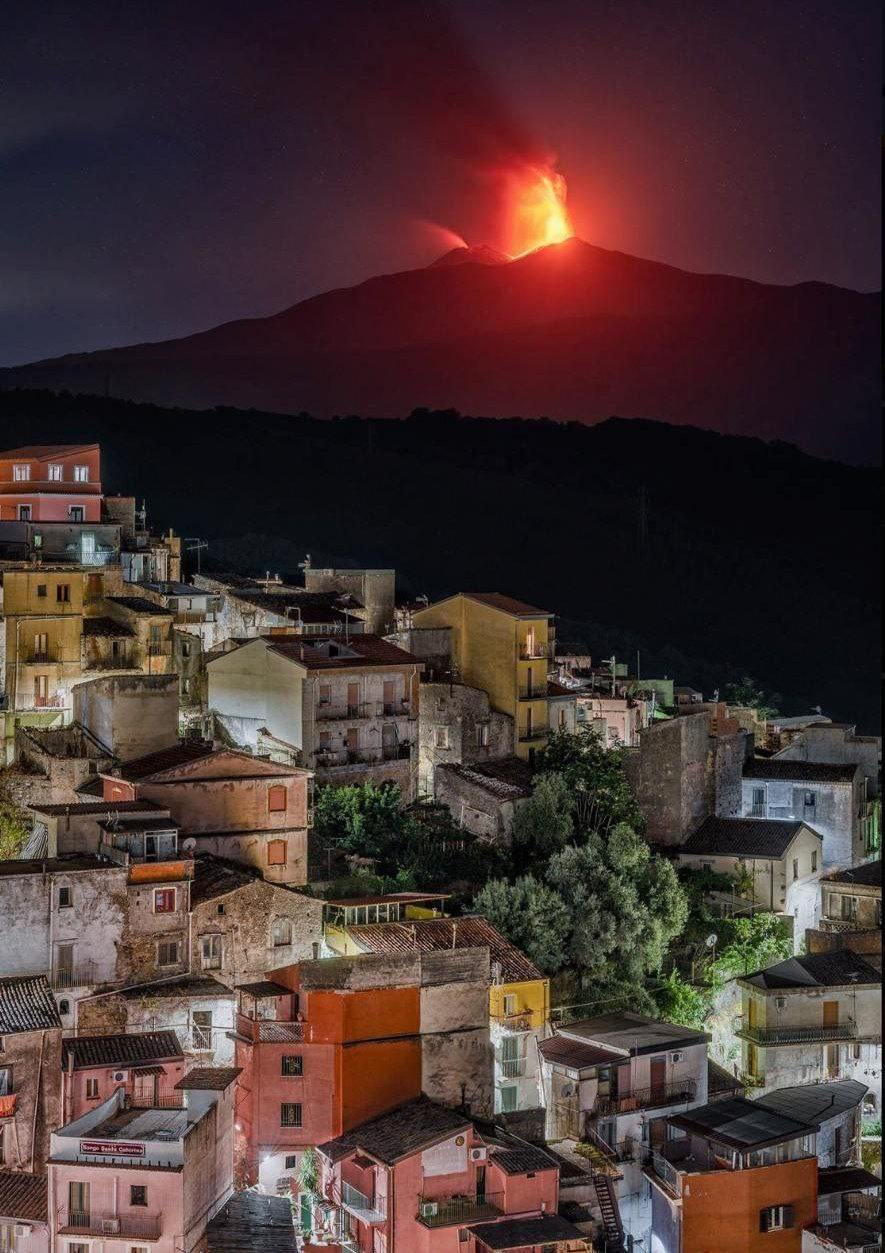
[{"xmin": 0, "ymin": 443, "xmax": 880, "ymax": 1253}]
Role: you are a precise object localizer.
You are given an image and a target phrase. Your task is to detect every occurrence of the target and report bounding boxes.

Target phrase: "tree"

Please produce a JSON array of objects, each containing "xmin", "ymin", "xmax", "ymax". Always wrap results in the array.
[
  {"xmin": 724, "ymin": 675, "xmax": 782, "ymax": 718},
  {"xmin": 711, "ymin": 912, "xmax": 793, "ymax": 979},
  {"xmin": 510, "ymin": 772, "xmax": 574, "ymax": 859},
  {"xmin": 534, "ymin": 728, "xmax": 644, "ymax": 834},
  {"xmin": 473, "ymin": 875, "xmax": 571, "ymax": 974},
  {"xmin": 0, "ymin": 779, "xmax": 29, "ymax": 860},
  {"xmin": 312, "ymin": 782, "xmax": 408, "ymax": 862},
  {"xmin": 655, "ymin": 969, "xmax": 711, "ymax": 1031}
]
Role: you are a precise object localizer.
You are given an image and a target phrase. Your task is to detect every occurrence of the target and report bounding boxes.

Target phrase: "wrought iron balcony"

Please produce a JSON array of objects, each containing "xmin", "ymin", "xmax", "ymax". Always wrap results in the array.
[
  {"xmin": 593, "ymin": 1079, "xmax": 697, "ymax": 1117},
  {"xmin": 518, "ymin": 685, "xmax": 549, "ymax": 701},
  {"xmin": 519, "ymin": 643, "xmax": 548, "ymax": 660},
  {"xmin": 340, "ymin": 1182, "xmax": 386, "ymax": 1224},
  {"xmin": 416, "ymin": 1192, "xmax": 504, "ymax": 1228},
  {"xmin": 498, "ymin": 1057, "xmax": 525, "ymax": 1078},
  {"xmin": 51, "ymin": 962, "xmax": 97, "ymax": 990},
  {"xmin": 518, "ymin": 725, "xmax": 551, "ymax": 743},
  {"xmin": 736, "ymin": 1020, "xmax": 858, "ymax": 1046}
]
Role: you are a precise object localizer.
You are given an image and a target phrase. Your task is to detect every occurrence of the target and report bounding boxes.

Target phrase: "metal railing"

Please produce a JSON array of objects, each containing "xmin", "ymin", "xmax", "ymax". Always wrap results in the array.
[
  {"xmin": 649, "ymin": 1150, "xmax": 683, "ymax": 1195},
  {"xmin": 51, "ymin": 963, "xmax": 97, "ymax": 990},
  {"xmin": 737, "ymin": 1021, "xmax": 858, "ymax": 1046},
  {"xmin": 416, "ymin": 1192, "xmax": 504, "ymax": 1228},
  {"xmin": 340, "ymin": 1182, "xmax": 386, "ymax": 1223},
  {"xmin": 518, "ymin": 725, "xmax": 551, "ymax": 742},
  {"xmin": 593, "ymin": 1080, "xmax": 697, "ymax": 1117},
  {"xmin": 494, "ymin": 1010, "xmax": 535, "ymax": 1032},
  {"xmin": 58, "ymin": 1209, "xmax": 163, "ymax": 1239},
  {"xmin": 498, "ymin": 1057, "xmax": 525, "ymax": 1078},
  {"xmin": 519, "ymin": 643, "xmax": 548, "ymax": 660},
  {"xmin": 518, "ymin": 685, "xmax": 549, "ymax": 700},
  {"xmin": 125, "ymin": 1091, "xmax": 186, "ymax": 1110}
]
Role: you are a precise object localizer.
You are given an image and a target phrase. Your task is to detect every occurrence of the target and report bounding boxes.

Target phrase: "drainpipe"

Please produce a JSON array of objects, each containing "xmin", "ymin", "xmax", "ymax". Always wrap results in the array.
[{"xmin": 31, "ymin": 1029, "xmax": 46, "ymax": 1171}]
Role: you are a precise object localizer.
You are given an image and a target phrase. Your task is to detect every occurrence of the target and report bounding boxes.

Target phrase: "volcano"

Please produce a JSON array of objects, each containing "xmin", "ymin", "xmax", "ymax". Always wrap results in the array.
[{"xmin": 1, "ymin": 238, "xmax": 878, "ymax": 462}]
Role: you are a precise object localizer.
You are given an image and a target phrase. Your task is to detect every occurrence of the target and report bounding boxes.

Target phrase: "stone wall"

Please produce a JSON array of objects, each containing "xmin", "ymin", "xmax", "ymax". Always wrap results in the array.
[
  {"xmin": 74, "ymin": 672, "xmax": 179, "ymax": 761},
  {"xmin": 418, "ymin": 681, "xmax": 514, "ymax": 796},
  {"xmin": 0, "ymin": 1026, "xmax": 63, "ymax": 1172}
]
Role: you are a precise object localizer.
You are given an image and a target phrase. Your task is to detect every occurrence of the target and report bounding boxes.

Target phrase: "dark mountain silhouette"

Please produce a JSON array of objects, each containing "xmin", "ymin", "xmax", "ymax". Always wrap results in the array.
[
  {"xmin": 0, "ymin": 390, "xmax": 879, "ymax": 732},
  {"xmin": 1, "ymin": 239, "xmax": 878, "ymax": 463}
]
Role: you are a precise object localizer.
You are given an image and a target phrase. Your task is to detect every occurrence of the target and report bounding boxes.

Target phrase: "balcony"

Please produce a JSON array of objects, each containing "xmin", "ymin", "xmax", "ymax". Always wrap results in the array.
[
  {"xmin": 125, "ymin": 1091, "xmax": 186, "ymax": 1110},
  {"xmin": 498, "ymin": 1058, "xmax": 525, "ymax": 1078},
  {"xmin": 340, "ymin": 1182, "xmax": 386, "ymax": 1224},
  {"xmin": 51, "ymin": 962, "xmax": 97, "ymax": 990},
  {"xmin": 58, "ymin": 1210, "xmax": 162, "ymax": 1241},
  {"xmin": 807, "ymin": 1223, "xmax": 881, "ymax": 1252},
  {"xmin": 494, "ymin": 1010, "xmax": 535, "ymax": 1032},
  {"xmin": 518, "ymin": 685, "xmax": 549, "ymax": 701},
  {"xmin": 518, "ymin": 726, "xmax": 551, "ymax": 743},
  {"xmin": 0, "ymin": 1094, "xmax": 17, "ymax": 1120},
  {"xmin": 416, "ymin": 1192, "xmax": 504, "ymax": 1228},
  {"xmin": 519, "ymin": 643, "xmax": 548, "ymax": 660},
  {"xmin": 234, "ymin": 1013, "xmax": 304, "ymax": 1044},
  {"xmin": 820, "ymin": 916, "xmax": 863, "ymax": 933},
  {"xmin": 736, "ymin": 1021, "xmax": 859, "ymax": 1046},
  {"xmin": 593, "ymin": 1079, "xmax": 697, "ymax": 1118}
]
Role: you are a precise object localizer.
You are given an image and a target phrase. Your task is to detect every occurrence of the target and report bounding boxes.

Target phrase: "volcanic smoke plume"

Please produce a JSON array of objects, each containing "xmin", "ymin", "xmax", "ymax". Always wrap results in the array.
[{"xmin": 347, "ymin": 0, "xmax": 572, "ymax": 256}]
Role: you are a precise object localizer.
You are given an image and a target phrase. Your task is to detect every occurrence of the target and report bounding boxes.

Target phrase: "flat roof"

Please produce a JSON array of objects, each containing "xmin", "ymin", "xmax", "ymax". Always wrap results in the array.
[
  {"xmin": 324, "ymin": 891, "xmax": 450, "ymax": 907},
  {"xmin": 85, "ymin": 1106, "xmax": 194, "ymax": 1143},
  {"xmin": 559, "ymin": 1012, "xmax": 710, "ymax": 1055},
  {"xmin": 669, "ymin": 1096, "xmax": 815, "ymax": 1150}
]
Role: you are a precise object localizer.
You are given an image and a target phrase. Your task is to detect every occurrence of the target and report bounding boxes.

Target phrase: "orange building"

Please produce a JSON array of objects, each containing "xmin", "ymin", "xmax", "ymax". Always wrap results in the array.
[
  {"xmin": 645, "ymin": 1095, "xmax": 819, "ymax": 1252},
  {"xmin": 232, "ymin": 948, "xmax": 492, "ymax": 1196}
]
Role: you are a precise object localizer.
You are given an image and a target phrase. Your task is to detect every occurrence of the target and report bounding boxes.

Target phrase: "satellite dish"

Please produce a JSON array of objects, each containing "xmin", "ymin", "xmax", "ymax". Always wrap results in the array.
[
  {"xmin": 182, "ymin": 838, "xmax": 197, "ymax": 852},
  {"xmin": 560, "ymin": 1083, "xmax": 574, "ymax": 1097},
  {"xmin": 705, "ymin": 933, "xmax": 718, "ymax": 948}
]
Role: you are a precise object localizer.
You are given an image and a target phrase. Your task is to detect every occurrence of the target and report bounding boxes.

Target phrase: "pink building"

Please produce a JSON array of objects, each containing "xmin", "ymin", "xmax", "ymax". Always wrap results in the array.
[
  {"xmin": 48, "ymin": 1066, "xmax": 239, "ymax": 1253},
  {"xmin": 0, "ymin": 1171, "xmax": 49, "ymax": 1253},
  {"xmin": 0, "ymin": 445, "xmax": 102, "ymax": 522},
  {"xmin": 312, "ymin": 1096, "xmax": 589, "ymax": 1252},
  {"xmin": 62, "ymin": 1031, "xmax": 186, "ymax": 1122},
  {"xmin": 576, "ymin": 693, "xmax": 647, "ymax": 747}
]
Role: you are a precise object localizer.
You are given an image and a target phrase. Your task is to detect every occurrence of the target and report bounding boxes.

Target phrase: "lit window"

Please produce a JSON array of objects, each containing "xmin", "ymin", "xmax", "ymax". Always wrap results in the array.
[
  {"xmin": 48, "ymin": 463, "xmax": 63, "ymax": 481},
  {"xmin": 267, "ymin": 839, "xmax": 287, "ymax": 867},
  {"xmin": 73, "ymin": 465, "xmax": 90, "ymax": 482},
  {"xmin": 268, "ymin": 785, "xmax": 287, "ymax": 813},
  {"xmin": 12, "ymin": 464, "xmax": 30, "ymax": 481},
  {"xmin": 153, "ymin": 888, "xmax": 176, "ymax": 913}
]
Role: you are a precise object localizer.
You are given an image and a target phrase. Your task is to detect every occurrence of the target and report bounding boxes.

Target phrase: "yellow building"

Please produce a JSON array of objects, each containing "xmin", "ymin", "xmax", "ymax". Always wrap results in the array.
[
  {"xmin": 324, "ymin": 906, "xmax": 550, "ymax": 1114},
  {"xmin": 411, "ymin": 592, "xmax": 554, "ymax": 759}
]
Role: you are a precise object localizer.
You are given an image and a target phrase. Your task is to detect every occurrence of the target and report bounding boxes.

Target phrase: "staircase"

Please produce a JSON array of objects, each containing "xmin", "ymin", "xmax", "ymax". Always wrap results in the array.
[{"xmin": 591, "ymin": 1172, "xmax": 625, "ymax": 1252}]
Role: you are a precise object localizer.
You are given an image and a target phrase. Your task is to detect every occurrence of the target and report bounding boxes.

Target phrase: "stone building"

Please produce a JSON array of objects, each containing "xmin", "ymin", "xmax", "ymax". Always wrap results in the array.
[
  {"xmin": 433, "ymin": 758, "xmax": 533, "ymax": 842},
  {"xmin": 12, "ymin": 721, "xmax": 114, "ymax": 808},
  {"xmin": 772, "ymin": 722, "xmax": 881, "ymax": 796},
  {"xmin": 816, "ymin": 859, "xmax": 881, "ymax": 934},
  {"xmin": 624, "ymin": 711, "xmax": 749, "ymax": 847},
  {"xmin": 742, "ymin": 758, "xmax": 871, "ymax": 867},
  {"xmin": 72, "ymin": 671, "xmax": 180, "ymax": 763},
  {"xmin": 302, "ymin": 564, "xmax": 396, "ymax": 635},
  {"xmin": 0, "ymin": 975, "xmax": 63, "ymax": 1172},
  {"xmin": 417, "ymin": 680, "xmax": 514, "ymax": 797},
  {"xmin": 0, "ymin": 856, "xmax": 127, "ymax": 1029}
]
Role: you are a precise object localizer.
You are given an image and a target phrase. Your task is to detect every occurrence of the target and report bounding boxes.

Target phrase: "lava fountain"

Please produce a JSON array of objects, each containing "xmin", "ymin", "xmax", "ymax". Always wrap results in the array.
[{"xmin": 504, "ymin": 163, "xmax": 573, "ymax": 257}]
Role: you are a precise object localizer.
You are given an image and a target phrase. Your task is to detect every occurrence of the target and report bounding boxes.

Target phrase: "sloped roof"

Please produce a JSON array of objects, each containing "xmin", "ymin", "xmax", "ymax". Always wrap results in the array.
[
  {"xmin": 817, "ymin": 1166, "xmax": 883, "ymax": 1196},
  {"xmin": 437, "ymin": 757, "xmax": 533, "ymax": 800},
  {"xmin": 0, "ymin": 444, "xmax": 98, "ymax": 461},
  {"xmin": 317, "ymin": 1096, "xmax": 471, "ymax": 1165},
  {"xmin": 174, "ymin": 1066, "xmax": 241, "ymax": 1090},
  {"xmin": 110, "ymin": 740, "xmax": 216, "ymax": 782},
  {"xmin": 680, "ymin": 816, "xmax": 815, "ymax": 859},
  {"xmin": 538, "ymin": 1035, "xmax": 623, "ymax": 1070},
  {"xmin": 754, "ymin": 1080, "xmax": 868, "ymax": 1126},
  {"xmin": 741, "ymin": 949, "xmax": 881, "ymax": 990},
  {"xmin": 559, "ymin": 1012, "xmax": 710, "ymax": 1054},
  {"xmin": 0, "ymin": 1171, "xmax": 48, "ymax": 1223},
  {"xmin": 468, "ymin": 1215, "xmax": 584, "ymax": 1249},
  {"xmin": 190, "ymin": 853, "xmax": 259, "ymax": 905},
  {"xmin": 105, "ymin": 596, "xmax": 174, "ymax": 616},
  {"xmin": 0, "ymin": 975, "xmax": 62, "ymax": 1033},
  {"xmin": 462, "ymin": 592, "xmax": 552, "ymax": 618},
  {"xmin": 202, "ymin": 1191, "xmax": 296, "ymax": 1252},
  {"xmin": 668, "ymin": 1096, "xmax": 816, "ymax": 1149},
  {"xmin": 346, "ymin": 915, "xmax": 542, "ymax": 982},
  {"xmin": 744, "ymin": 759, "xmax": 859, "ymax": 784},
  {"xmin": 62, "ymin": 1030, "xmax": 183, "ymax": 1071},
  {"xmin": 29, "ymin": 799, "xmax": 164, "ymax": 817},
  {"xmin": 822, "ymin": 860, "xmax": 881, "ymax": 889},
  {"xmin": 266, "ymin": 633, "xmax": 419, "ymax": 671},
  {"xmin": 489, "ymin": 1145, "xmax": 558, "ymax": 1175},
  {"xmin": 114, "ymin": 974, "xmax": 235, "ymax": 1000}
]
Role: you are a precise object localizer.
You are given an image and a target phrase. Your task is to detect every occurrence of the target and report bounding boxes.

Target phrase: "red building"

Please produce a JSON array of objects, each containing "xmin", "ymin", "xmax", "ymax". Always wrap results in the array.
[
  {"xmin": 0, "ymin": 444, "xmax": 102, "ymax": 522},
  {"xmin": 232, "ymin": 948, "xmax": 493, "ymax": 1195},
  {"xmin": 61, "ymin": 1030, "xmax": 186, "ymax": 1122},
  {"xmin": 312, "ymin": 1095, "xmax": 588, "ymax": 1252}
]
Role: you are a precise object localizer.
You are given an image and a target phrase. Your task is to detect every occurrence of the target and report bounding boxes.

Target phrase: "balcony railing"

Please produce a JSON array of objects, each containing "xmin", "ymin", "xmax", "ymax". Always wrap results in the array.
[
  {"xmin": 0, "ymin": 1094, "xmax": 17, "ymax": 1119},
  {"xmin": 498, "ymin": 1057, "xmax": 525, "ymax": 1078},
  {"xmin": 593, "ymin": 1079, "xmax": 697, "ymax": 1118},
  {"xmin": 125, "ymin": 1091, "xmax": 186, "ymax": 1110},
  {"xmin": 51, "ymin": 963, "xmax": 97, "ymax": 990},
  {"xmin": 340, "ymin": 1182, "xmax": 386, "ymax": 1223},
  {"xmin": 518, "ymin": 686, "xmax": 549, "ymax": 701},
  {"xmin": 807, "ymin": 1224, "xmax": 880, "ymax": 1252},
  {"xmin": 519, "ymin": 643, "xmax": 548, "ymax": 660},
  {"xmin": 416, "ymin": 1193, "xmax": 504, "ymax": 1228},
  {"xmin": 518, "ymin": 726, "xmax": 551, "ymax": 743},
  {"xmin": 737, "ymin": 1021, "xmax": 858, "ymax": 1046},
  {"xmin": 494, "ymin": 1010, "xmax": 535, "ymax": 1032},
  {"xmin": 820, "ymin": 917, "xmax": 862, "ymax": 933},
  {"xmin": 59, "ymin": 1210, "xmax": 162, "ymax": 1240}
]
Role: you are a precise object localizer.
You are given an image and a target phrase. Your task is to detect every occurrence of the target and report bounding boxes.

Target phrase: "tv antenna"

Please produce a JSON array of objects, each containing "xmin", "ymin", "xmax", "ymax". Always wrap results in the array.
[{"xmin": 184, "ymin": 537, "xmax": 208, "ymax": 574}]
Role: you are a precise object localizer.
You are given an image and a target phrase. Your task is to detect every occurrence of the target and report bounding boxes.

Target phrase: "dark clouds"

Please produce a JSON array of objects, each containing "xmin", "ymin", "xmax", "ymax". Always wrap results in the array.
[{"xmin": 1, "ymin": 0, "xmax": 879, "ymax": 366}]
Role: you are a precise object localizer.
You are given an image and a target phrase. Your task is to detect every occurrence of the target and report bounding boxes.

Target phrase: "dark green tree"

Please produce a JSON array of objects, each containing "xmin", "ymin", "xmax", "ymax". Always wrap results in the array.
[
  {"xmin": 473, "ymin": 875, "xmax": 572, "ymax": 974},
  {"xmin": 510, "ymin": 771, "xmax": 575, "ymax": 858},
  {"xmin": 534, "ymin": 727, "xmax": 644, "ymax": 834}
]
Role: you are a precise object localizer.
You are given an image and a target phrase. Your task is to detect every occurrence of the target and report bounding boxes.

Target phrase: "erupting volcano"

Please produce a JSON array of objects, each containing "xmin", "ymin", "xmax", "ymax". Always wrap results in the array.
[{"xmin": 504, "ymin": 163, "xmax": 573, "ymax": 257}]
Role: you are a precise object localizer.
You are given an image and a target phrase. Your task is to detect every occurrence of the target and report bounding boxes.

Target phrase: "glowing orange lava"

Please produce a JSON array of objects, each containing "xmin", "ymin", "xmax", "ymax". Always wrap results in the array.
[{"xmin": 506, "ymin": 164, "xmax": 573, "ymax": 257}]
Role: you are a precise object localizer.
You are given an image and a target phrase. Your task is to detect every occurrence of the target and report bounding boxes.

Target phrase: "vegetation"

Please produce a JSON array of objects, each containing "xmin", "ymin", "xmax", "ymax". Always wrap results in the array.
[
  {"xmin": 0, "ymin": 776, "xmax": 29, "ymax": 859},
  {"xmin": 724, "ymin": 675, "xmax": 782, "ymax": 718}
]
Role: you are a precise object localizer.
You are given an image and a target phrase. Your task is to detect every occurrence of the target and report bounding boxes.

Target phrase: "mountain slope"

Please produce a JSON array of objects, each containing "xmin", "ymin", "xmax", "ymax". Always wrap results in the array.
[{"xmin": 1, "ymin": 239, "xmax": 879, "ymax": 462}]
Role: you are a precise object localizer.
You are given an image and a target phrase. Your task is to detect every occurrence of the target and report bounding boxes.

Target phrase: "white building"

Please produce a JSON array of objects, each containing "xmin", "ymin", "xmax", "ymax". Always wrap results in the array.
[
  {"xmin": 741, "ymin": 759, "xmax": 871, "ymax": 868},
  {"xmin": 736, "ymin": 949, "xmax": 881, "ymax": 1115}
]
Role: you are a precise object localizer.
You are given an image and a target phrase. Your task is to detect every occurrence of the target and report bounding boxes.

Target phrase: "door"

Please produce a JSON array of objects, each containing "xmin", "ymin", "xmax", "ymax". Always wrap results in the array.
[
  {"xmin": 69, "ymin": 1180, "xmax": 90, "ymax": 1224},
  {"xmin": 382, "ymin": 723, "xmax": 396, "ymax": 759},
  {"xmin": 823, "ymin": 1001, "xmax": 840, "ymax": 1028},
  {"xmin": 475, "ymin": 1165, "xmax": 486, "ymax": 1200},
  {"xmin": 500, "ymin": 1034, "xmax": 519, "ymax": 1078},
  {"xmin": 747, "ymin": 999, "xmax": 759, "ymax": 1031},
  {"xmin": 650, "ymin": 1056, "xmax": 667, "ymax": 1097},
  {"xmin": 383, "ymin": 679, "xmax": 396, "ymax": 714},
  {"xmin": 55, "ymin": 943, "xmax": 74, "ymax": 988},
  {"xmin": 347, "ymin": 682, "xmax": 360, "ymax": 717},
  {"xmin": 345, "ymin": 727, "xmax": 359, "ymax": 757},
  {"xmin": 34, "ymin": 674, "xmax": 49, "ymax": 707},
  {"xmin": 191, "ymin": 1010, "xmax": 213, "ymax": 1051},
  {"xmin": 133, "ymin": 1071, "xmax": 157, "ymax": 1105},
  {"xmin": 80, "ymin": 533, "xmax": 95, "ymax": 561},
  {"xmin": 34, "ymin": 632, "xmax": 48, "ymax": 662}
]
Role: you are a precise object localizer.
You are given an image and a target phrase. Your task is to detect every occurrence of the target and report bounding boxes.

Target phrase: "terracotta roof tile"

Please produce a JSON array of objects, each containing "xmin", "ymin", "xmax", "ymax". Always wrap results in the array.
[
  {"xmin": 347, "ymin": 916, "xmax": 542, "ymax": 982},
  {"xmin": 0, "ymin": 975, "xmax": 62, "ymax": 1034},
  {"xmin": 462, "ymin": 593, "xmax": 552, "ymax": 618},
  {"xmin": 62, "ymin": 1030, "xmax": 183, "ymax": 1071},
  {"xmin": 744, "ymin": 759, "xmax": 859, "ymax": 783},
  {"xmin": 174, "ymin": 1066, "xmax": 241, "ymax": 1090},
  {"xmin": 0, "ymin": 1172, "xmax": 48, "ymax": 1223},
  {"xmin": 318, "ymin": 1096, "xmax": 471, "ymax": 1165}
]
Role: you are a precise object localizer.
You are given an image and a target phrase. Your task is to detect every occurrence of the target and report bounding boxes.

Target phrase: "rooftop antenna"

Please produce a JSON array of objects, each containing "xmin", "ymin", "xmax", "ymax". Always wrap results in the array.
[{"xmin": 184, "ymin": 538, "xmax": 208, "ymax": 575}]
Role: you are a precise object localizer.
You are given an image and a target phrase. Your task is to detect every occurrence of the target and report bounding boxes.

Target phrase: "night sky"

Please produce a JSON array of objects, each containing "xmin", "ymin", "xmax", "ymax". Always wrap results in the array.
[{"xmin": 2, "ymin": 0, "xmax": 880, "ymax": 367}]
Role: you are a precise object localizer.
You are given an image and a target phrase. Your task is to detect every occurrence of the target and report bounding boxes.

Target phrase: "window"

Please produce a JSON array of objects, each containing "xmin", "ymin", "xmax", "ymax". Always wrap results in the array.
[
  {"xmin": 48, "ymin": 463, "xmax": 63, "ymax": 481},
  {"xmin": 201, "ymin": 934, "xmax": 222, "ymax": 970},
  {"xmin": 502, "ymin": 993, "xmax": 517, "ymax": 1016},
  {"xmin": 36, "ymin": 583, "xmax": 47, "ymax": 598},
  {"xmin": 154, "ymin": 888, "xmax": 176, "ymax": 913},
  {"xmin": 267, "ymin": 839, "xmax": 287, "ymax": 867},
  {"xmin": 792, "ymin": 858, "xmax": 799, "ymax": 881},
  {"xmin": 69, "ymin": 506, "xmax": 85, "ymax": 522},
  {"xmin": 271, "ymin": 917, "xmax": 292, "ymax": 947},
  {"xmin": 73, "ymin": 465, "xmax": 90, "ymax": 482},
  {"xmin": 751, "ymin": 786, "xmax": 766, "ymax": 813},
  {"xmin": 435, "ymin": 726, "xmax": 450, "ymax": 749},
  {"xmin": 0, "ymin": 1067, "xmax": 11, "ymax": 1095},
  {"xmin": 268, "ymin": 785, "xmax": 287, "ymax": 813},
  {"xmin": 280, "ymin": 1102, "xmax": 302, "ymax": 1127},
  {"xmin": 130, "ymin": 1185, "xmax": 148, "ymax": 1207},
  {"xmin": 191, "ymin": 1011, "xmax": 213, "ymax": 1050},
  {"xmin": 804, "ymin": 790, "xmax": 816, "ymax": 808},
  {"xmin": 811, "ymin": 849, "xmax": 818, "ymax": 873},
  {"xmin": 13, "ymin": 464, "xmax": 30, "ymax": 481},
  {"xmin": 18, "ymin": 504, "xmax": 32, "ymax": 520},
  {"xmin": 56, "ymin": 584, "xmax": 71, "ymax": 603},
  {"xmin": 82, "ymin": 1076, "xmax": 100, "ymax": 1099},
  {"xmin": 69, "ymin": 1180, "xmax": 90, "ymax": 1220},
  {"xmin": 841, "ymin": 895, "xmax": 859, "ymax": 922},
  {"xmin": 318, "ymin": 683, "xmax": 331, "ymax": 706},
  {"xmin": 281, "ymin": 1055, "xmax": 303, "ymax": 1077},
  {"xmin": 759, "ymin": 1204, "xmax": 794, "ymax": 1232},
  {"xmin": 285, "ymin": 1154, "xmax": 299, "ymax": 1169},
  {"xmin": 58, "ymin": 999, "xmax": 70, "ymax": 1016},
  {"xmin": 476, "ymin": 724, "xmax": 490, "ymax": 748},
  {"xmin": 499, "ymin": 1086, "xmax": 517, "ymax": 1113},
  {"xmin": 58, "ymin": 885, "xmax": 73, "ymax": 909},
  {"xmin": 157, "ymin": 939, "xmax": 181, "ymax": 966},
  {"xmin": 149, "ymin": 624, "xmax": 163, "ymax": 650}
]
